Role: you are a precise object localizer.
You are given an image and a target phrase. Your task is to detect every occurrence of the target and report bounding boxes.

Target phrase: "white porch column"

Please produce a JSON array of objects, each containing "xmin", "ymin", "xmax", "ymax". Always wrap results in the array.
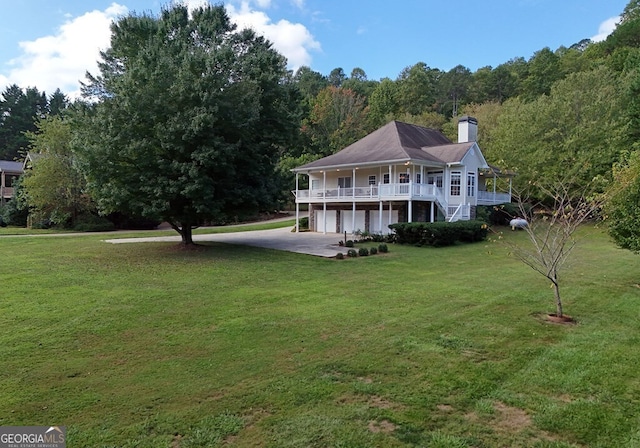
[
  {"xmin": 352, "ymin": 201, "xmax": 356, "ymax": 233},
  {"xmin": 352, "ymin": 167, "xmax": 357, "ymax": 233},
  {"xmin": 379, "ymin": 200, "xmax": 383, "ymax": 233},
  {"xmin": 430, "ymin": 201, "xmax": 435, "ymax": 222},
  {"xmin": 388, "ymin": 201, "xmax": 392, "ymax": 227},
  {"xmin": 323, "ymin": 171, "xmax": 327, "ymax": 234},
  {"xmin": 408, "ymin": 199, "xmax": 413, "ymax": 223},
  {"xmin": 295, "ymin": 173, "xmax": 299, "ymax": 233}
]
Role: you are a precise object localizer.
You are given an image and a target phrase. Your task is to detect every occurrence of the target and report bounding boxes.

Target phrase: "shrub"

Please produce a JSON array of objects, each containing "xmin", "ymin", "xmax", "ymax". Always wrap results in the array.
[
  {"xmin": 388, "ymin": 221, "xmax": 488, "ymax": 247},
  {"xmin": 336, "ymin": 252, "xmax": 344, "ymax": 260},
  {"xmin": 378, "ymin": 243, "xmax": 389, "ymax": 253},
  {"xmin": 347, "ymin": 249, "xmax": 358, "ymax": 258},
  {"xmin": 369, "ymin": 247, "xmax": 378, "ymax": 255},
  {"xmin": 73, "ymin": 213, "xmax": 116, "ymax": 232},
  {"xmin": 298, "ymin": 216, "xmax": 309, "ymax": 230},
  {"xmin": 346, "ymin": 240, "xmax": 354, "ymax": 248},
  {"xmin": 358, "ymin": 247, "xmax": 369, "ymax": 256}
]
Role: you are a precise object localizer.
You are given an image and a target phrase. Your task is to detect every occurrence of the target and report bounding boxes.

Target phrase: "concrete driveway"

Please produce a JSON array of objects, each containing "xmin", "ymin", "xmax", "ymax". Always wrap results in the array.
[{"xmin": 104, "ymin": 226, "xmax": 345, "ymax": 258}]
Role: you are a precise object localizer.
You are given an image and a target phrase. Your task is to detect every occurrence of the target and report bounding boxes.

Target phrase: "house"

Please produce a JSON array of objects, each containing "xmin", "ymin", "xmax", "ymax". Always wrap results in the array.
[
  {"xmin": 0, "ymin": 160, "xmax": 24, "ymax": 205},
  {"xmin": 292, "ymin": 116, "xmax": 513, "ymax": 233}
]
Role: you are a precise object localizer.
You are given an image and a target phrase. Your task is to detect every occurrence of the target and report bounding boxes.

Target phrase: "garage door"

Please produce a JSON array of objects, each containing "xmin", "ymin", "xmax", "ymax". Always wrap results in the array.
[{"xmin": 315, "ymin": 210, "xmax": 337, "ymax": 233}]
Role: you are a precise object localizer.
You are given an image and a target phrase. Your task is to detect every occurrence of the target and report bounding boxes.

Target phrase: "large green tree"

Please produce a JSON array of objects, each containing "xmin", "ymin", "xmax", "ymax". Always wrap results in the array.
[
  {"xmin": 77, "ymin": 4, "xmax": 300, "ymax": 245},
  {"xmin": 22, "ymin": 115, "xmax": 92, "ymax": 227},
  {"xmin": 606, "ymin": 150, "xmax": 640, "ymax": 253},
  {"xmin": 491, "ymin": 66, "xmax": 628, "ymax": 196},
  {"xmin": 0, "ymin": 85, "xmax": 48, "ymax": 160}
]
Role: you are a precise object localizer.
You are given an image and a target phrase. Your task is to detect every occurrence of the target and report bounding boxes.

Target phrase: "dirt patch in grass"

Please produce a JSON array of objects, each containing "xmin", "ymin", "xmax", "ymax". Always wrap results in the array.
[
  {"xmin": 437, "ymin": 404, "xmax": 454, "ymax": 412},
  {"xmin": 368, "ymin": 419, "xmax": 396, "ymax": 433},
  {"xmin": 492, "ymin": 401, "xmax": 532, "ymax": 432}
]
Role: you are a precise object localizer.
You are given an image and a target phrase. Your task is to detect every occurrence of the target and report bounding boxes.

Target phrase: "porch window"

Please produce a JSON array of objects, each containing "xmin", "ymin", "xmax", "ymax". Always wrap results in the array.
[
  {"xmin": 311, "ymin": 179, "xmax": 320, "ymax": 190},
  {"xmin": 338, "ymin": 177, "xmax": 352, "ymax": 188},
  {"xmin": 383, "ymin": 173, "xmax": 390, "ymax": 184},
  {"xmin": 467, "ymin": 172, "xmax": 476, "ymax": 197},
  {"xmin": 450, "ymin": 171, "xmax": 461, "ymax": 196},
  {"xmin": 415, "ymin": 173, "xmax": 421, "ymax": 184},
  {"xmin": 368, "ymin": 175, "xmax": 376, "ymax": 185},
  {"xmin": 427, "ymin": 171, "xmax": 443, "ymax": 188},
  {"xmin": 399, "ymin": 173, "xmax": 410, "ymax": 184}
]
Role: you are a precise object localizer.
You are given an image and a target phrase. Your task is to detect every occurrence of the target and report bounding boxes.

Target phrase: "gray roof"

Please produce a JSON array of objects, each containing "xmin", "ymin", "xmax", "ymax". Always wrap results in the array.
[
  {"xmin": 0, "ymin": 160, "xmax": 24, "ymax": 173},
  {"xmin": 294, "ymin": 121, "xmax": 475, "ymax": 172}
]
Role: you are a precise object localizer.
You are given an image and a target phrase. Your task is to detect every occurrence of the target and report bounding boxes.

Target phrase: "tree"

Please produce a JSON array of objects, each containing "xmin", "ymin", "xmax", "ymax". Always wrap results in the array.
[
  {"xmin": 605, "ymin": 150, "xmax": 640, "ymax": 253},
  {"xmin": 0, "ymin": 85, "xmax": 47, "ymax": 160},
  {"xmin": 303, "ymin": 86, "xmax": 368, "ymax": 156},
  {"xmin": 437, "ymin": 64, "xmax": 472, "ymax": 117},
  {"xmin": 491, "ymin": 66, "xmax": 628, "ymax": 196},
  {"xmin": 367, "ymin": 78, "xmax": 399, "ymax": 127},
  {"xmin": 77, "ymin": 4, "xmax": 300, "ymax": 245},
  {"xmin": 522, "ymin": 47, "xmax": 562, "ymax": 100},
  {"xmin": 21, "ymin": 115, "xmax": 92, "ymax": 227},
  {"xmin": 396, "ymin": 62, "xmax": 440, "ymax": 115},
  {"xmin": 506, "ymin": 181, "xmax": 602, "ymax": 319},
  {"xmin": 328, "ymin": 67, "xmax": 346, "ymax": 87}
]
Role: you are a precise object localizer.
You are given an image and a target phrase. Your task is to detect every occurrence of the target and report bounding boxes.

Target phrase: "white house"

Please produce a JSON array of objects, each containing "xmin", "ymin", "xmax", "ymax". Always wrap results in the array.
[{"xmin": 292, "ymin": 117, "xmax": 512, "ymax": 233}]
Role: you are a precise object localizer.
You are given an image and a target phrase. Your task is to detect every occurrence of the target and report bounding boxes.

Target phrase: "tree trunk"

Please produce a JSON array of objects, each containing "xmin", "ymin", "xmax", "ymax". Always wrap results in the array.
[
  {"xmin": 552, "ymin": 280, "xmax": 563, "ymax": 317},
  {"xmin": 170, "ymin": 221, "xmax": 195, "ymax": 246}
]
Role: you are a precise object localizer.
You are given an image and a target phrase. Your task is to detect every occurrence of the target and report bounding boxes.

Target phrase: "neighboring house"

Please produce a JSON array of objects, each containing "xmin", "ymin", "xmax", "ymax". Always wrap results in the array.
[
  {"xmin": 292, "ymin": 117, "xmax": 513, "ymax": 233},
  {"xmin": 0, "ymin": 160, "xmax": 24, "ymax": 205}
]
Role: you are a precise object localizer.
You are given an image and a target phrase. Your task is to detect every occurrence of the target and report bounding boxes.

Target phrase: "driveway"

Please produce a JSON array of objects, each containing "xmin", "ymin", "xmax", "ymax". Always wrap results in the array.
[{"xmin": 104, "ymin": 226, "xmax": 345, "ymax": 258}]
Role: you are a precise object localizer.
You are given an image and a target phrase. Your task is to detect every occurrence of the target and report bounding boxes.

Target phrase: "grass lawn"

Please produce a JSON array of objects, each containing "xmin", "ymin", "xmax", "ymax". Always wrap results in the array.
[{"xmin": 0, "ymin": 225, "xmax": 639, "ymax": 447}]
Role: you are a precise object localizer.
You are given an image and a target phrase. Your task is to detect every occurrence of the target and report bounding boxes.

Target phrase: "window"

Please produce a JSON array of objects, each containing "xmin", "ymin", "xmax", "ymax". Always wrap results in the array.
[
  {"xmin": 337, "ymin": 177, "xmax": 352, "ymax": 188},
  {"xmin": 415, "ymin": 173, "xmax": 421, "ymax": 184},
  {"xmin": 450, "ymin": 171, "xmax": 461, "ymax": 196},
  {"xmin": 368, "ymin": 175, "xmax": 376, "ymax": 185},
  {"xmin": 399, "ymin": 173, "xmax": 410, "ymax": 184},
  {"xmin": 311, "ymin": 179, "xmax": 320, "ymax": 190},
  {"xmin": 427, "ymin": 171, "xmax": 443, "ymax": 188},
  {"xmin": 467, "ymin": 172, "xmax": 476, "ymax": 197},
  {"xmin": 383, "ymin": 173, "xmax": 390, "ymax": 184}
]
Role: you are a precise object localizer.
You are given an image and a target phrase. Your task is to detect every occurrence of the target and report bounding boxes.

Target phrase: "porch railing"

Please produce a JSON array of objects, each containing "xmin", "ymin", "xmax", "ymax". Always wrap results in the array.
[{"xmin": 293, "ymin": 183, "xmax": 511, "ymax": 206}]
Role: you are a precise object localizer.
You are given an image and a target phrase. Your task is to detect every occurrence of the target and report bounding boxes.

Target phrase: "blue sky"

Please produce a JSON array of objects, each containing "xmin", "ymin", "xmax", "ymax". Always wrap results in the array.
[{"xmin": 0, "ymin": 0, "xmax": 629, "ymax": 98}]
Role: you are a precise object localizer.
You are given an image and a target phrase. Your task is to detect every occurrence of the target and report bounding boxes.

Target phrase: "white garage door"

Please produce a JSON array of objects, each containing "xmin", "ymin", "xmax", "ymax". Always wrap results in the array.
[
  {"xmin": 370, "ymin": 210, "xmax": 399, "ymax": 234},
  {"xmin": 315, "ymin": 210, "xmax": 337, "ymax": 233},
  {"xmin": 341, "ymin": 210, "xmax": 366, "ymax": 234}
]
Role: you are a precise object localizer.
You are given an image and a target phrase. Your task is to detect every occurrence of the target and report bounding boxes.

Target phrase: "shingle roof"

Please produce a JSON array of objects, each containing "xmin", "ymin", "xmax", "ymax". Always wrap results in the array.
[
  {"xmin": 294, "ymin": 121, "xmax": 475, "ymax": 172},
  {"xmin": 0, "ymin": 160, "xmax": 24, "ymax": 173}
]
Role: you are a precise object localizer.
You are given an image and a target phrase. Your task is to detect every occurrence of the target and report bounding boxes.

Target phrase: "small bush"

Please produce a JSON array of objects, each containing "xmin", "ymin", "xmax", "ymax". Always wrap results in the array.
[
  {"xmin": 358, "ymin": 247, "xmax": 369, "ymax": 256},
  {"xmin": 335, "ymin": 252, "xmax": 344, "ymax": 260},
  {"xmin": 298, "ymin": 216, "xmax": 309, "ymax": 230},
  {"xmin": 347, "ymin": 249, "xmax": 358, "ymax": 258},
  {"xmin": 378, "ymin": 243, "xmax": 389, "ymax": 253},
  {"xmin": 369, "ymin": 247, "xmax": 378, "ymax": 255},
  {"xmin": 346, "ymin": 240, "xmax": 354, "ymax": 248},
  {"xmin": 338, "ymin": 240, "xmax": 344, "ymax": 246}
]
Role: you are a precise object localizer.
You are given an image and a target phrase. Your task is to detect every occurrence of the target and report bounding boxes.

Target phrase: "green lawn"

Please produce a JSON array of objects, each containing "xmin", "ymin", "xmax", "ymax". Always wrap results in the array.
[{"xmin": 0, "ymin": 225, "xmax": 638, "ymax": 447}]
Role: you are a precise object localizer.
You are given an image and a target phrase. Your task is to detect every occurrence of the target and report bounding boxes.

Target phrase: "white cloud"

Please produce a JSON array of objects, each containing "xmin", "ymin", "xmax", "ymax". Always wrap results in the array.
[
  {"xmin": 591, "ymin": 16, "xmax": 620, "ymax": 42},
  {"xmin": 226, "ymin": 1, "xmax": 321, "ymax": 71},
  {"xmin": 2, "ymin": 3, "xmax": 127, "ymax": 98},
  {"xmin": 1, "ymin": 1, "xmax": 319, "ymax": 98}
]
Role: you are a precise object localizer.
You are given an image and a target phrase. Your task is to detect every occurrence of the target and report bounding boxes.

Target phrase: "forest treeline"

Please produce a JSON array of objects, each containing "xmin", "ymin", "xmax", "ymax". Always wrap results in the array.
[{"xmin": 1, "ymin": 1, "xmax": 639, "ymax": 249}]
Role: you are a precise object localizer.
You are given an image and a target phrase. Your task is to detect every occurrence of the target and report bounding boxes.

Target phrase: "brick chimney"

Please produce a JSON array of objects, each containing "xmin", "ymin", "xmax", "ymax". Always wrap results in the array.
[{"xmin": 458, "ymin": 115, "xmax": 478, "ymax": 143}]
